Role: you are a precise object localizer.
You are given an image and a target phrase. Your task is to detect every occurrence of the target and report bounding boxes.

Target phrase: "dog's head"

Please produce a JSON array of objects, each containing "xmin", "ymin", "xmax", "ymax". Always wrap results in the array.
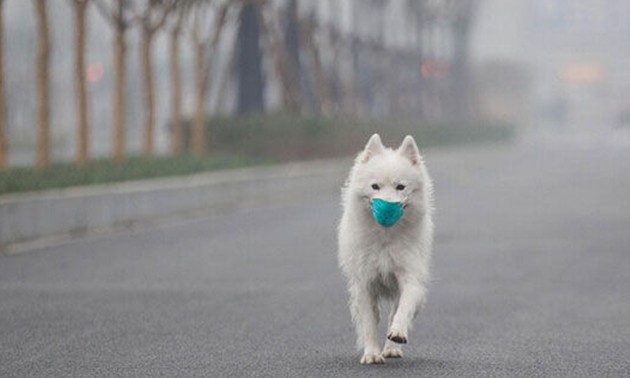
[{"xmin": 347, "ymin": 134, "xmax": 430, "ymax": 225}]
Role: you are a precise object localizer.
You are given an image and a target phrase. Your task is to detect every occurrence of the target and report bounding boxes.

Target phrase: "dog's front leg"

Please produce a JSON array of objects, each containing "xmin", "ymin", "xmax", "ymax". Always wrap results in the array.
[
  {"xmin": 350, "ymin": 286, "xmax": 384, "ymax": 364},
  {"xmin": 387, "ymin": 276, "xmax": 426, "ymax": 344},
  {"xmin": 382, "ymin": 302, "xmax": 403, "ymax": 358}
]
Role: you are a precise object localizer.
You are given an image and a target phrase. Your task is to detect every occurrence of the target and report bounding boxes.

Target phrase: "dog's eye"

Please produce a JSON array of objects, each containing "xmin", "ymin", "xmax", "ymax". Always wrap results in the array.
[
  {"xmin": 371, "ymin": 184, "xmax": 380, "ymax": 190},
  {"xmin": 396, "ymin": 184, "xmax": 406, "ymax": 191}
]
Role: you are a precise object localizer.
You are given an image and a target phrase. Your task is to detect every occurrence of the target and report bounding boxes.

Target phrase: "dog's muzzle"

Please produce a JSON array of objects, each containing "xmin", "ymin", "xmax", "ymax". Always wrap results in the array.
[{"xmin": 370, "ymin": 198, "xmax": 404, "ymax": 227}]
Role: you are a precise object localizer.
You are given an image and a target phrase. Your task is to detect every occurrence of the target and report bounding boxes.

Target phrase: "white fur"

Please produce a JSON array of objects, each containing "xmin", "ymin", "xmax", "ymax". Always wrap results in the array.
[{"xmin": 337, "ymin": 134, "xmax": 434, "ymax": 364}]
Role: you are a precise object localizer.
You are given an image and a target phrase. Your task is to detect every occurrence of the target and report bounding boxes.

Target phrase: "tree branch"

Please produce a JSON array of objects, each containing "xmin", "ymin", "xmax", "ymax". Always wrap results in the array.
[{"xmin": 93, "ymin": 0, "xmax": 116, "ymax": 25}]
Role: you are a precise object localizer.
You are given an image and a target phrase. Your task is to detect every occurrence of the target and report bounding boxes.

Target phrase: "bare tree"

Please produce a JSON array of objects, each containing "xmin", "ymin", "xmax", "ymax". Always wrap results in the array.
[
  {"xmin": 135, "ymin": 0, "xmax": 178, "ymax": 157},
  {"xmin": 33, "ymin": 0, "xmax": 52, "ymax": 169},
  {"xmin": 448, "ymin": 0, "xmax": 478, "ymax": 119},
  {"xmin": 95, "ymin": 0, "xmax": 134, "ymax": 161},
  {"xmin": 329, "ymin": 24, "xmax": 359, "ymax": 117},
  {"xmin": 299, "ymin": 13, "xmax": 334, "ymax": 116},
  {"xmin": 168, "ymin": 1, "xmax": 192, "ymax": 155},
  {"xmin": 68, "ymin": 0, "xmax": 91, "ymax": 167},
  {"xmin": 404, "ymin": 0, "xmax": 430, "ymax": 117},
  {"xmin": 0, "ymin": 0, "xmax": 6, "ymax": 169},
  {"xmin": 190, "ymin": 0, "xmax": 233, "ymax": 156},
  {"xmin": 256, "ymin": 1, "xmax": 301, "ymax": 114}
]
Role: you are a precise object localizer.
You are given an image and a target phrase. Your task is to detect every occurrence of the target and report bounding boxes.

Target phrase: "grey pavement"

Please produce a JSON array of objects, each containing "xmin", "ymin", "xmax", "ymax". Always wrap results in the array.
[{"xmin": 1, "ymin": 137, "xmax": 630, "ymax": 377}]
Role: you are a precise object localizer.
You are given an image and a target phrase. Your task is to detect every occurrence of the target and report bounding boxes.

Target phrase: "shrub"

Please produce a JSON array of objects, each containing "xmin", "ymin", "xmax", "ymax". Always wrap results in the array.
[{"xmin": 181, "ymin": 113, "xmax": 514, "ymax": 161}]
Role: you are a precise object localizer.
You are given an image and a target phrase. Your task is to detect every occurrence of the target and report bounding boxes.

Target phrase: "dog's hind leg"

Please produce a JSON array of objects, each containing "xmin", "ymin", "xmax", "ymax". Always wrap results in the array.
[{"xmin": 350, "ymin": 287, "xmax": 384, "ymax": 364}]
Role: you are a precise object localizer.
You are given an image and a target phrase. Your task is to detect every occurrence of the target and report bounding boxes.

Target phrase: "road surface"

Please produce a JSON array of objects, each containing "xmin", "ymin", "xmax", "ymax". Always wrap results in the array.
[{"xmin": 2, "ymin": 136, "xmax": 630, "ymax": 377}]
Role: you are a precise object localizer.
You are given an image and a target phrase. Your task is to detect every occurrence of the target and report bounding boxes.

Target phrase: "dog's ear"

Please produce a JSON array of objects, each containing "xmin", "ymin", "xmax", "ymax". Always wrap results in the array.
[
  {"xmin": 398, "ymin": 135, "xmax": 422, "ymax": 165},
  {"xmin": 361, "ymin": 134, "xmax": 384, "ymax": 163}
]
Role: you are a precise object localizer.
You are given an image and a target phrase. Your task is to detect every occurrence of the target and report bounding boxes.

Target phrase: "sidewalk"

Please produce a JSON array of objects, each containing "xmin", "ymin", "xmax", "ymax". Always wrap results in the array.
[{"xmin": 0, "ymin": 159, "xmax": 349, "ymax": 255}]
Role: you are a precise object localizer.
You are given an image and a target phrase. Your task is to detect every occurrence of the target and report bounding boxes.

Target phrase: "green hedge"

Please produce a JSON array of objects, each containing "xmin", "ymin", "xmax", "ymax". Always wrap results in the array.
[
  {"xmin": 183, "ymin": 113, "xmax": 514, "ymax": 161},
  {"xmin": 0, "ymin": 154, "xmax": 264, "ymax": 195}
]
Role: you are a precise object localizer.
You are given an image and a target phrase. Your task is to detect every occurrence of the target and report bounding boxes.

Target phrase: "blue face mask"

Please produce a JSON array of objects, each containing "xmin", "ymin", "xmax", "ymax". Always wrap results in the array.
[{"xmin": 370, "ymin": 198, "xmax": 404, "ymax": 227}]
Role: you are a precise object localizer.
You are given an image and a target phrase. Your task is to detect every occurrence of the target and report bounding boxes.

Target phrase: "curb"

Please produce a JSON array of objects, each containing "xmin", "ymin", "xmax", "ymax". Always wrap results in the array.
[{"xmin": 0, "ymin": 159, "xmax": 350, "ymax": 255}]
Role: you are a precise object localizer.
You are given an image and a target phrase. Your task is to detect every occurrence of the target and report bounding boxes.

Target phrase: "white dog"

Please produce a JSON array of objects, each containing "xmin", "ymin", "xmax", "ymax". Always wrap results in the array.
[{"xmin": 338, "ymin": 134, "xmax": 434, "ymax": 364}]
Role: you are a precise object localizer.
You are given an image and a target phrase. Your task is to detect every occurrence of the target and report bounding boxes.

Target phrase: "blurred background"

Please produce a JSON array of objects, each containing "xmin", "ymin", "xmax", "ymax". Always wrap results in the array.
[
  {"xmin": 0, "ymin": 0, "xmax": 627, "ymax": 178},
  {"xmin": 2, "ymin": 2, "xmax": 630, "ymax": 376}
]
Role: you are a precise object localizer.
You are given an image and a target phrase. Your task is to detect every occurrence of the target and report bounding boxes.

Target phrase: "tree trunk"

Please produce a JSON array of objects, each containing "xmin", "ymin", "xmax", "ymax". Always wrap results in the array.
[
  {"xmin": 112, "ymin": 24, "xmax": 126, "ymax": 161},
  {"xmin": 300, "ymin": 18, "xmax": 333, "ymax": 116},
  {"xmin": 342, "ymin": 36, "xmax": 360, "ymax": 117},
  {"xmin": 257, "ymin": 5, "xmax": 301, "ymax": 114},
  {"xmin": 452, "ymin": 22, "xmax": 472, "ymax": 120},
  {"xmin": 141, "ymin": 28, "xmax": 155, "ymax": 156},
  {"xmin": 34, "ymin": 0, "xmax": 51, "ymax": 169},
  {"xmin": 73, "ymin": 0, "xmax": 89, "ymax": 166},
  {"xmin": 169, "ymin": 23, "xmax": 183, "ymax": 155},
  {"xmin": 214, "ymin": 33, "xmax": 237, "ymax": 114},
  {"xmin": 236, "ymin": 3, "xmax": 264, "ymax": 114},
  {"xmin": 285, "ymin": 0, "xmax": 308, "ymax": 109},
  {"xmin": 192, "ymin": 42, "xmax": 207, "ymax": 156},
  {"xmin": 191, "ymin": 4, "xmax": 229, "ymax": 156},
  {"xmin": 0, "ymin": 0, "xmax": 6, "ymax": 170}
]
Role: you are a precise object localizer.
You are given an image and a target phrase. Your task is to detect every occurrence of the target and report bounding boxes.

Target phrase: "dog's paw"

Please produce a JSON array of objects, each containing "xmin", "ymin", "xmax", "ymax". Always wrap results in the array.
[
  {"xmin": 382, "ymin": 346, "xmax": 403, "ymax": 358},
  {"xmin": 360, "ymin": 353, "xmax": 385, "ymax": 365},
  {"xmin": 387, "ymin": 328, "xmax": 407, "ymax": 344}
]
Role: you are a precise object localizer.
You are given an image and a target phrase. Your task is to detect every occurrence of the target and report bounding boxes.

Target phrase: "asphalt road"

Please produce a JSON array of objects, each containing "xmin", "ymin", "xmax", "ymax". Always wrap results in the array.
[{"xmin": 2, "ymin": 136, "xmax": 630, "ymax": 377}]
